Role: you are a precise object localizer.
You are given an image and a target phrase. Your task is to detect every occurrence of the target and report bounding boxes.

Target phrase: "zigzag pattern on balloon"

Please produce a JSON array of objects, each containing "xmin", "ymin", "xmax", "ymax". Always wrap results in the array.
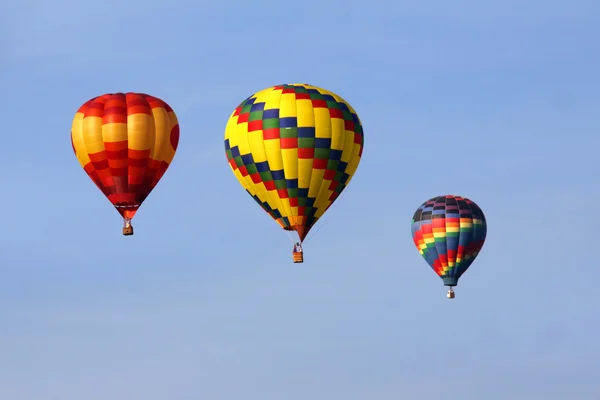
[
  {"xmin": 224, "ymin": 84, "xmax": 364, "ymax": 241},
  {"xmin": 411, "ymin": 195, "xmax": 487, "ymax": 286}
]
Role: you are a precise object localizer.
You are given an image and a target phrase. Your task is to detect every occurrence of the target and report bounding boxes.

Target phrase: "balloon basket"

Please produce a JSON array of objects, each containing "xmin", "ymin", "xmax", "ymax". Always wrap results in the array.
[
  {"xmin": 292, "ymin": 252, "xmax": 303, "ymax": 263},
  {"xmin": 122, "ymin": 226, "xmax": 134, "ymax": 236},
  {"xmin": 446, "ymin": 288, "xmax": 455, "ymax": 299}
]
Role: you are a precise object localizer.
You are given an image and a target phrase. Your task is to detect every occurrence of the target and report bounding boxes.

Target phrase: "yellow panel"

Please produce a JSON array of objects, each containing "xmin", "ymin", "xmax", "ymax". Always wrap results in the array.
[
  {"xmin": 296, "ymin": 99, "xmax": 314, "ymax": 127},
  {"xmin": 148, "ymin": 107, "xmax": 170, "ymax": 162},
  {"xmin": 314, "ymin": 178, "xmax": 333, "ymax": 210},
  {"xmin": 307, "ymin": 169, "xmax": 324, "ymax": 198},
  {"xmin": 345, "ymin": 144, "xmax": 362, "ymax": 178},
  {"xmin": 263, "ymin": 138, "xmax": 283, "ymax": 170},
  {"xmin": 313, "ymin": 108, "xmax": 332, "ymax": 138},
  {"xmin": 224, "ymin": 112, "xmax": 239, "ymax": 142},
  {"xmin": 330, "ymin": 118, "xmax": 345, "ymax": 150},
  {"xmin": 82, "ymin": 116, "xmax": 104, "ymax": 154},
  {"xmin": 263, "ymin": 88, "xmax": 282, "ymax": 110},
  {"xmin": 251, "ymin": 87, "xmax": 274, "ymax": 104},
  {"xmin": 153, "ymin": 110, "xmax": 179, "ymax": 164},
  {"xmin": 297, "ymin": 158, "xmax": 313, "ymax": 189},
  {"xmin": 280, "ymin": 197, "xmax": 292, "ymax": 214},
  {"xmin": 281, "ymin": 148, "xmax": 298, "ymax": 180},
  {"xmin": 233, "ymin": 123, "xmax": 251, "ymax": 160},
  {"xmin": 340, "ymin": 130, "xmax": 354, "ymax": 163},
  {"xmin": 279, "ymin": 92, "xmax": 297, "ymax": 118},
  {"xmin": 127, "ymin": 114, "xmax": 153, "ymax": 151},
  {"xmin": 102, "ymin": 122, "xmax": 127, "ymax": 143},
  {"xmin": 247, "ymin": 131, "xmax": 268, "ymax": 163},
  {"xmin": 163, "ymin": 111, "xmax": 178, "ymax": 163},
  {"xmin": 71, "ymin": 112, "xmax": 91, "ymax": 166}
]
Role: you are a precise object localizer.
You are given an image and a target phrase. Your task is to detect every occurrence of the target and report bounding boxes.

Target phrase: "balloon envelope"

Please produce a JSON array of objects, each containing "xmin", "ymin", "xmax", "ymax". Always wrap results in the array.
[
  {"xmin": 71, "ymin": 92, "xmax": 179, "ymax": 221},
  {"xmin": 411, "ymin": 195, "xmax": 487, "ymax": 286},
  {"xmin": 224, "ymin": 83, "xmax": 364, "ymax": 241}
]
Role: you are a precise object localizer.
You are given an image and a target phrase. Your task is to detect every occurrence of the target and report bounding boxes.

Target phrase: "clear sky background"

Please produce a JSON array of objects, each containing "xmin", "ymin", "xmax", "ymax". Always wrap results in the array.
[{"xmin": 1, "ymin": 1, "xmax": 599, "ymax": 399}]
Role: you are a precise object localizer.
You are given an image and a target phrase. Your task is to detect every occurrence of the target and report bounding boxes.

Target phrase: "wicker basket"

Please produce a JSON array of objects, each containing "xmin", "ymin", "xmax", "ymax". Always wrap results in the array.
[{"xmin": 292, "ymin": 251, "xmax": 304, "ymax": 263}]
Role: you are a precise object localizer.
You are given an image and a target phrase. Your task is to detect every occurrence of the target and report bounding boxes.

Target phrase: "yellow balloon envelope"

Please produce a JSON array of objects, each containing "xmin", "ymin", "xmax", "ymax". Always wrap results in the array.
[{"xmin": 224, "ymin": 83, "xmax": 364, "ymax": 248}]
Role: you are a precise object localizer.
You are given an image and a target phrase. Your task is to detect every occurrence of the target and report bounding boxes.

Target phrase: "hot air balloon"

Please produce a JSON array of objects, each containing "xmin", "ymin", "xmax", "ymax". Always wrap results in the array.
[
  {"xmin": 71, "ymin": 92, "xmax": 179, "ymax": 235},
  {"xmin": 224, "ymin": 83, "xmax": 364, "ymax": 262},
  {"xmin": 411, "ymin": 195, "xmax": 487, "ymax": 298}
]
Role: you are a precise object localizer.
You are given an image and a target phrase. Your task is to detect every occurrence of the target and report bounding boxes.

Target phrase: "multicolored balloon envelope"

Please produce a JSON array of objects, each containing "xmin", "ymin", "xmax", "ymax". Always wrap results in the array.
[
  {"xmin": 411, "ymin": 195, "xmax": 487, "ymax": 298},
  {"xmin": 224, "ymin": 83, "xmax": 364, "ymax": 262},
  {"xmin": 71, "ymin": 92, "xmax": 180, "ymax": 235}
]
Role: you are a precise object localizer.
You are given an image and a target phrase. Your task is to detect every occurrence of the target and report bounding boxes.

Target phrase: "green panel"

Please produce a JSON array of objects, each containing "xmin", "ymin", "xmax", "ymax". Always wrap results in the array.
[
  {"xmin": 259, "ymin": 171, "xmax": 272, "ymax": 181},
  {"xmin": 298, "ymin": 138, "xmax": 315, "ymax": 148},
  {"xmin": 315, "ymin": 148, "xmax": 330, "ymax": 159},
  {"xmin": 327, "ymin": 159, "xmax": 340, "ymax": 171},
  {"xmin": 246, "ymin": 163, "xmax": 258, "ymax": 174},
  {"xmin": 249, "ymin": 111, "xmax": 264, "ymax": 121},
  {"xmin": 280, "ymin": 127, "xmax": 298, "ymax": 138},
  {"xmin": 263, "ymin": 118, "xmax": 280, "ymax": 129}
]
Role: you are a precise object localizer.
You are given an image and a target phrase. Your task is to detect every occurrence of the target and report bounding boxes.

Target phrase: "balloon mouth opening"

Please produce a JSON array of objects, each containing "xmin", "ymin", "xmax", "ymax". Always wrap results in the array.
[
  {"xmin": 442, "ymin": 277, "xmax": 458, "ymax": 286},
  {"xmin": 283, "ymin": 225, "xmax": 307, "ymax": 242}
]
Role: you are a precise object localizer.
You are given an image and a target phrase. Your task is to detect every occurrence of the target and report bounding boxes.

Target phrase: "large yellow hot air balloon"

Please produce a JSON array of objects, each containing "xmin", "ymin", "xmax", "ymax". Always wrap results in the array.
[
  {"xmin": 71, "ymin": 92, "xmax": 179, "ymax": 235},
  {"xmin": 224, "ymin": 83, "xmax": 364, "ymax": 262}
]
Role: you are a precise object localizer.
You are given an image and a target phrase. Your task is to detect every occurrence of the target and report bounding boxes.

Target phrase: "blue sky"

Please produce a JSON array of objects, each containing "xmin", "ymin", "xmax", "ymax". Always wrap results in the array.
[{"xmin": 1, "ymin": 0, "xmax": 599, "ymax": 398}]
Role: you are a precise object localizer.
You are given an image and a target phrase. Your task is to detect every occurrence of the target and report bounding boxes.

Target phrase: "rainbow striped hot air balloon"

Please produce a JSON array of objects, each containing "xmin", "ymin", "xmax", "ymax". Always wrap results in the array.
[
  {"xmin": 224, "ymin": 83, "xmax": 364, "ymax": 263},
  {"xmin": 411, "ymin": 195, "xmax": 487, "ymax": 298},
  {"xmin": 71, "ymin": 92, "xmax": 179, "ymax": 235}
]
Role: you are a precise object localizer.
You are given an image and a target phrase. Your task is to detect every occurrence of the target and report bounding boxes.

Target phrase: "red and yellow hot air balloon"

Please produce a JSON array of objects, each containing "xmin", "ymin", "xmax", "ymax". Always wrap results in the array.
[
  {"xmin": 71, "ymin": 92, "xmax": 179, "ymax": 235},
  {"xmin": 224, "ymin": 83, "xmax": 364, "ymax": 262}
]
